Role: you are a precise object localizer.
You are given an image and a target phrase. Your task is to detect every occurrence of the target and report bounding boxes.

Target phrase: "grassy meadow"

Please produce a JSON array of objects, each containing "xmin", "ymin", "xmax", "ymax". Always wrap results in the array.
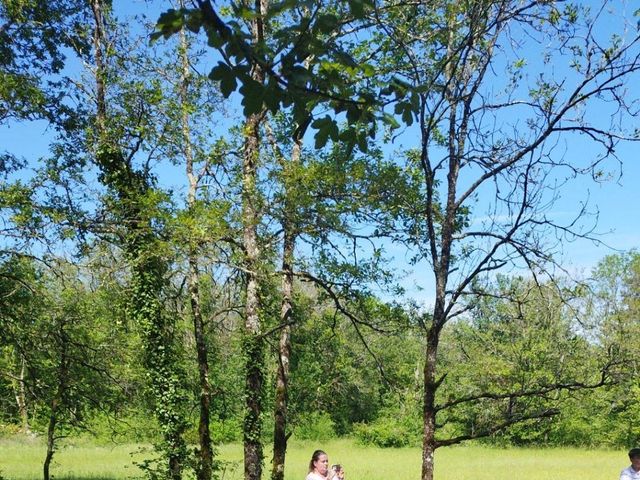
[{"xmin": 0, "ymin": 437, "xmax": 627, "ymax": 480}]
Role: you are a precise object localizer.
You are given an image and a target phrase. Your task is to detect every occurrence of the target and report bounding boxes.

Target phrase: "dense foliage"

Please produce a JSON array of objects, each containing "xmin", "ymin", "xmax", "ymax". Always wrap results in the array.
[{"xmin": 1, "ymin": 252, "xmax": 639, "ymax": 446}]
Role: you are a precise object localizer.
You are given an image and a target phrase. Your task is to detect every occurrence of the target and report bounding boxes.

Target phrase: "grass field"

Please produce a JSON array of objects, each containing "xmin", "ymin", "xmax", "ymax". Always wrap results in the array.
[{"xmin": 0, "ymin": 437, "xmax": 627, "ymax": 480}]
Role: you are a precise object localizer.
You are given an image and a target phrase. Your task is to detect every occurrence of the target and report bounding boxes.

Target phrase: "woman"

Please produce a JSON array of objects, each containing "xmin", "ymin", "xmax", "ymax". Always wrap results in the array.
[{"xmin": 306, "ymin": 450, "xmax": 329, "ymax": 480}]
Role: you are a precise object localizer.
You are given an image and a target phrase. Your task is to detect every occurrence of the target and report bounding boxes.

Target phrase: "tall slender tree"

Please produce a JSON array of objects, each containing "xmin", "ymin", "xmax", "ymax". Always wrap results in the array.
[
  {"xmin": 177, "ymin": 22, "xmax": 216, "ymax": 480},
  {"xmin": 240, "ymin": 2, "xmax": 269, "ymax": 479},
  {"xmin": 89, "ymin": 2, "xmax": 188, "ymax": 478},
  {"xmin": 264, "ymin": 113, "xmax": 309, "ymax": 480}
]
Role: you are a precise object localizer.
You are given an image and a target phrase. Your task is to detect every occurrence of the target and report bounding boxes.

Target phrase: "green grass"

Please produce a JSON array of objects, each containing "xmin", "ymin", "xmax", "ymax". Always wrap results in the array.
[
  {"xmin": 0, "ymin": 436, "xmax": 148, "ymax": 480},
  {"xmin": 0, "ymin": 437, "xmax": 628, "ymax": 480}
]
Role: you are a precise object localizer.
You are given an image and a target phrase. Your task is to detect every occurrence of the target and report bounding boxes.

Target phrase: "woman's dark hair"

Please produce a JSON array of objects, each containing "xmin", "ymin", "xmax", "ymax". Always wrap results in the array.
[{"xmin": 308, "ymin": 450, "xmax": 327, "ymax": 473}]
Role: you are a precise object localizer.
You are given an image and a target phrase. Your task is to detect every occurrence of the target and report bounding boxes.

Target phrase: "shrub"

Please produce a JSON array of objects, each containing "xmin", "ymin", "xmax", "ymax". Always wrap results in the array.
[
  {"xmin": 0, "ymin": 423, "xmax": 23, "ymax": 437},
  {"xmin": 353, "ymin": 414, "xmax": 421, "ymax": 448},
  {"xmin": 210, "ymin": 417, "xmax": 242, "ymax": 444},
  {"xmin": 293, "ymin": 411, "xmax": 336, "ymax": 441}
]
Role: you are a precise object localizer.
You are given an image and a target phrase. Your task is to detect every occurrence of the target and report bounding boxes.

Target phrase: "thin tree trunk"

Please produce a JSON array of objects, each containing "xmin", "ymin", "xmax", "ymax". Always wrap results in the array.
[
  {"xmin": 421, "ymin": 326, "xmax": 440, "ymax": 480},
  {"xmin": 271, "ymin": 124, "xmax": 305, "ymax": 480},
  {"xmin": 179, "ymin": 23, "xmax": 214, "ymax": 480},
  {"xmin": 421, "ymin": 14, "xmax": 459, "ymax": 480},
  {"xmin": 242, "ymin": 107, "xmax": 265, "ymax": 480},
  {"xmin": 14, "ymin": 353, "xmax": 30, "ymax": 433},
  {"xmin": 189, "ymin": 256, "xmax": 213, "ymax": 480},
  {"xmin": 271, "ymin": 229, "xmax": 293, "ymax": 480},
  {"xmin": 44, "ymin": 325, "xmax": 69, "ymax": 480},
  {"xmin": 43, "ymin": 400, "xmax": 57, "ymax": 480}
]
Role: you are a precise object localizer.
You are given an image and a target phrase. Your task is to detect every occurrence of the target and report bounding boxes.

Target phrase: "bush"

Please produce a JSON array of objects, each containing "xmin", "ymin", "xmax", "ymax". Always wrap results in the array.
[
  {"xmin": 353, "ymin": 414, "xmax": 421, "ymax": 448},
  {"xmin": 82, "ymin": 409, "xmax": 161, "ymax": 444},
  {"xmin": 293, "ymin": 412, "xmax": 336, "ymax": 441},
  {"xmin": 0, "ymin": 423, "xmax": 23, "ymax": 437},
  {"xmin": 209, "ymin": 417, "xmax": 242, "ymax": 444}
]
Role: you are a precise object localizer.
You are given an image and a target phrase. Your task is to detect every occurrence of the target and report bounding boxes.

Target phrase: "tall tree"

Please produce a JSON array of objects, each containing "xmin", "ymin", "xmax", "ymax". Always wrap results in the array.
[
  {"xmin": 89, "ymin": 2, "xmax": 189, "ymax": 477},
  {"xmin": 180, "ymin": 52, "xmax": 215, "ymax": 480},
  {"xmin": 173, "ymin": 18, "xmax": 230, "ymax": 480},
  {"xmin": 240, "ymin": 2, "xmax": 268, "ymax": 479},
  {"xmin": 369, "ymin": 2, "xmax": 640, "ymax": 479},
  {"xmin": 264, "ymin": 113, "xmax": 309, "ymax": 480}
]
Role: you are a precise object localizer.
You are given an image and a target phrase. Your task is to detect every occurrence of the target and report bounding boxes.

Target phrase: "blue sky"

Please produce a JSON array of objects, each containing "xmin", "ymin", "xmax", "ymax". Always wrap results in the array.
[{"xmin": 1, "ymin": 0, "xmax": 638, "ymax": 308}]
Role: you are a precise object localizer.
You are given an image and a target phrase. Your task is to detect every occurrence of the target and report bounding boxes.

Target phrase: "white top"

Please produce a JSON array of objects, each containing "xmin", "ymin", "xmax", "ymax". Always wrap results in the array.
[
  {"xmin": 306, "ymin": 473, "xmax": 326, "ymax": 480},
  {"xmin": 620, "ymin": 466, "xmax": 640, "ymax": 480}
]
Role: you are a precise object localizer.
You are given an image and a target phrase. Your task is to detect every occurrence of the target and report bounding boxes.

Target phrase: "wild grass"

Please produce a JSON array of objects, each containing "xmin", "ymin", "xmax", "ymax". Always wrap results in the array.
[
  {"xmin": 287, "ymin": 439, "xmax": 626, "ymax": 480},
  {"xmin": 0, "ymin": 436, "xmax": 627, "ymax": 480},
  {"xmin": 0, "ymin": 435, "xmax": 147, "ymax": 480}
]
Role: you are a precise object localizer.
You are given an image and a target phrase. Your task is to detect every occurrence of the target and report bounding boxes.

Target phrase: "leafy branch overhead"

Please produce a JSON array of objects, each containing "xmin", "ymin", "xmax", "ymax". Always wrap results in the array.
[{"xmin": 152, "ymin": 0, "xmax": 411, "ymax": 149}]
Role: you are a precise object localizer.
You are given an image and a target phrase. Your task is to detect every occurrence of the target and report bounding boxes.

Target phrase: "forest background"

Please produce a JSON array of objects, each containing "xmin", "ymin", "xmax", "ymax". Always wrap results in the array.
[{"xmin": 1, "ymin": 1, "xmax": 640, "ymax": 480}]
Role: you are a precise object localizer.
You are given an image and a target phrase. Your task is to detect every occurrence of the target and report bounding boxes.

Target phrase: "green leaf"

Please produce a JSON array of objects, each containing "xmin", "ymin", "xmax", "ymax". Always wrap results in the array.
[
  {"xmin": 402, "ymin": 107, "xmax": 414, "ymax": 126},
  {"xmin": 312, "ymin": 116, "xmax": 339, "ymax": 149},
  {"xmin": 149, "ymin": 31, "xmax": 164, "ymax": 44},
  {"xmin": 235, "ymin": 5, "xmax": 257, "ymax": 20},
  {"xmin": 205, "ymin": 26, "xmax": 224, "ymax": 49},
  {"xmin": 264, "ymin": 80, "xmax": 282, "ymax": 114},
  {"xmin": 288, "ymin": 66, "xmax": 312, "ymax": 86},
  {"xmin": 184, "ymin": 10, "xmax": 203, "ymax": 33},
  {"xmin": 209, "ymin": 63, "xmax": 237, "ymax": 97},
  {"xmin": 154, "ymin": 9, "xmax": 185, "ymax": 40},
  {"xmin": 356, "ymin": 131, "xmax": 368, "ymax": 152},
  {"xmin": 316, "ymin": 14, "xmax": 339, "ymax": 34},
  {"xmin": 390, "ymin": 76, "xmax": 411, "ymax": 99},
  {"xmin": 334, "ymin": 50, "xmax": 358, "ymax": 68},
  {"xmin": 410, "ymin": 92, "xmax": 420, "ymax": 111},
  {"xmin": 348, "ymin": 0, "xmax": 367, "ymax": 18},
  {"xmin": 360, "ymin": 63, "xmax": 375, "ymax": 78},
  {"xmin": 394, "ymin": 101, "xmax": 414, "ymax": 126},
  {"xmin": 382, "ymin": 112, "xmax": 400, "ymax": 130},
  {"xmin": 346, "ymin": 105, "xmax": 362, "ymax": 124},
  {"xmin": 267, "ymin": 0, "xmax": 299, "ymax": 18},
  {"xmin": 239, "ymin": 78, "xmax": 265, "ymax": 116},
  {"xmin": 292, "ymin": 102, "xmax": 311, "ymax": 125}
]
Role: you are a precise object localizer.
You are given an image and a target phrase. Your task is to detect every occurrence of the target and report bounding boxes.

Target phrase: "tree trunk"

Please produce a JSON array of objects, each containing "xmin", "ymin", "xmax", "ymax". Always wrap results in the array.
[
  {"xmin": 179, "ymin": 23, "xmax": 214, "ymax": 480},
  {"xmin": 243, "ymin": 2, "xmax": 268, "ymax": 480},
  {"xmin": 271, "ymin": 229, "xmax": 294, "ymax": 480},
  {"xmin": 421, "ymin": 327, "xmax": 440, "ymax": 480},
  {"xmin": 242, "ymin": 106, "xmax": 265, "ymax": 480},
  {"xmin": 14, "ymin": 353, "xmax": 30, "ymax": 433},
  {"xmin": 44, "ymin": 324, "xmax": 69, "ymax": 480},
  {"xmin": 43, "ymin": 400, "xmax": 57, "ymax": 480},
  {"xmin": 271, "ymin": 122, "xmax": 305, "ymax": 480},
  {"xmin": 421, "ymin": 14, "xmax": 460, "ymax": 479},
  {"xmin": 190, "ymin": 256, "xmax": 214, "ymax": 480}
]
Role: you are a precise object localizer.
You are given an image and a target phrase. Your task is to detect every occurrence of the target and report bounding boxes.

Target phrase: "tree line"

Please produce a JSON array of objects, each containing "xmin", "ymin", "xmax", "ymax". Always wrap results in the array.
[{"xmin": 1, "ymin": 1, "xmax": 640, "ymax": 480}]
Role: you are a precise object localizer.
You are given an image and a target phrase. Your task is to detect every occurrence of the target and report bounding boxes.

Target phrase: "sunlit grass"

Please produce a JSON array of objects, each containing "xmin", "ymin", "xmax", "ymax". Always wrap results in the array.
[
  {"xmin": 0, "ymin": 436, "xmax": 627, "ymax": 480},
  {"xmin": 0, "ymin": 436, "xmax": 148, "ymax": 479}
]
